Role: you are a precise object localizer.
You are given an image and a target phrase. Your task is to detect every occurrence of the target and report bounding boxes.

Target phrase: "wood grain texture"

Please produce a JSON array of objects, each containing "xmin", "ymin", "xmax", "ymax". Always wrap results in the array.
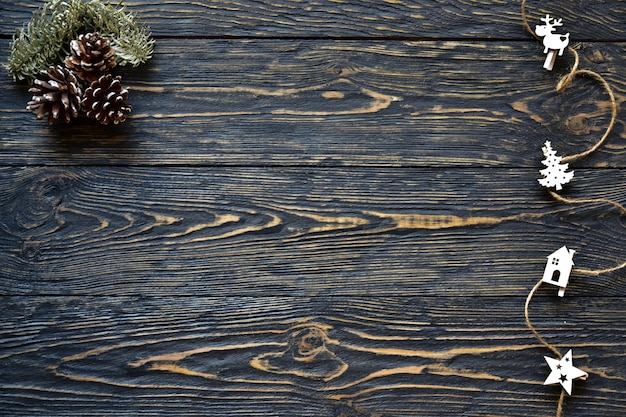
[
  {"xmin": 1, "ymin": 40, "xmax": 625, "ymax": 167},
  {"xmin": 1, "ymin": 296, "xmax": 625, "ymax": 417},
  {"xmin": 1, "ymin": 0, "xmax": 625, "ymax": 416},
  {"xmin": 1, "ymin": 166, "xmax": 625, "ymax": 296},
  {"xmin": 2, "ymin": 0, "xmax": 626, "ymax": 39}
]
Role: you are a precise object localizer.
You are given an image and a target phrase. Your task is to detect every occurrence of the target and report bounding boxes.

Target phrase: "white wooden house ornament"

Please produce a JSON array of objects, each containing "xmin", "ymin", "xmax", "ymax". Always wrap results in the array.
[
  {"xmin": 535, "ymin": 14, "xmax": 570, "ymax": 70},
  {"xmin": 544, "ymin": 349, "xmax": 588, "ymax": 395},
  {"xmin": 542, "ymin": 246, "xmax": 575, "ymax": 297}
]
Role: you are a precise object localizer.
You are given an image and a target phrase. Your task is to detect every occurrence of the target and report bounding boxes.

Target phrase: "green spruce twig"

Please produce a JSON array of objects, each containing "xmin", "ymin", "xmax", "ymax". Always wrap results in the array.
[{"xmin": 6, "ymin": 0, "xmax": 155, "ymax": 83}]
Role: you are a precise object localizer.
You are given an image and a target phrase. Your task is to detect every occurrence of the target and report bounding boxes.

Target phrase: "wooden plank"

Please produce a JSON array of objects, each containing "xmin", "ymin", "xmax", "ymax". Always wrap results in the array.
[
  {"xmin": 2, "ymin": 166, "xmax": 625, "ymax": 296},
  {"xmin": 1, "ymin": 0, "xmax": 626, "ymax": 39},
  {"xmin": 1, "ymin": 40, "xmax": 625, "ymax": 167},
  {"xmin": 1, "ymin": 295, "xmax": 625, "ymax": 416}
]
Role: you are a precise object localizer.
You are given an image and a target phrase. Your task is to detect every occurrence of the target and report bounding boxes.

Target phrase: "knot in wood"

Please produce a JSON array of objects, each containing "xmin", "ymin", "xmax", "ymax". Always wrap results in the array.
[
  {"xmin": 584, "ymin": 46, "xmax": 606, "ymax": 64},
  {"xmin": 292, "ymin": 327, "xmax": 327, "ymax": 360},
  {"xmin": 566, "ymin": 113, "xmax": 595, "ymax": 135},
  {"xmin": 251, "ymin": 324, "xmax": 348, "ymax": 381},
  {"xmin": 16, "ymin": 171, "xmax": 73, "ymax": 229}
]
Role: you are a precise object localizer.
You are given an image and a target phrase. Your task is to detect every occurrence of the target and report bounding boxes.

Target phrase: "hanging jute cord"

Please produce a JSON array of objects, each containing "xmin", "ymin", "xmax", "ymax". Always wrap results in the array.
[
  {"xmin": 524, "ymin": 279, "xmax": 561, "ymax": 359},
  {"xmin": 521, "ymin": 0, "xmax": 624, "ymax": 275},
  {"xmin": 548, "ymin": 189, "xmax": 626, "ymax": 277},
  {"xmin": 524, "ymin": 277, "xmax": 568, "ymax": 416},
  {"xmin": 521, "ymin": 0, "xmax": 618, "ymax": 164},
  {"xmin": 521, "ymin": 2, "xmax": 622, "ymax": 417},
  {"xmin": 558, "ymin": 68, "xmax": 617, "ymax": 163},
  {"xmin": 556, "ymin": 390, "xmax": 566, "ymax": 417}
]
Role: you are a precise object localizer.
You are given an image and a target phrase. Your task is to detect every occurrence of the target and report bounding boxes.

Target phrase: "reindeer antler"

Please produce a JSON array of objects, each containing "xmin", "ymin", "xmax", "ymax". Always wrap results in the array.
[
  {"xmin": 539, "ymin": 14, "xmax": 564, "ymax": 27},
  {"xmin": 540, "ymin": 14, "xmax": 552, "ymax": 25}
]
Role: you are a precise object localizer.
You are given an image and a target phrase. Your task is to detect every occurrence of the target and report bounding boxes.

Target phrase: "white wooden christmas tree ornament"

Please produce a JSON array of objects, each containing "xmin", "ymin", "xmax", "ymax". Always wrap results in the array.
[
  {"xmin": 541, "ymin": 246, "xmax": 575, "ymax": 297},
  {"xmin": 538, "ymin": 141, "xmax": 574, "ymax": 191},
  {"xmin": 535, "ymin": 14, "xmax": 570, "ymax": 70},
  {"xmin": 544, "ymin": 349, "xmax": 588, "ymax": 395}
]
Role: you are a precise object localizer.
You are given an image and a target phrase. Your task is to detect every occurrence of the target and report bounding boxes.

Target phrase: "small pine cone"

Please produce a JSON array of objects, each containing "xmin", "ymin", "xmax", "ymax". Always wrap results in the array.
[
  {"xmin": 65, "ymin": 33, "xmax": 117, "ymax": 83},
  {"xmin": 27, "ymin": 65, "xmax": 82, "ymax": 124},
  {"xmin": 82, "ymin": 74, "xmax": 132, "ymax": 125}
]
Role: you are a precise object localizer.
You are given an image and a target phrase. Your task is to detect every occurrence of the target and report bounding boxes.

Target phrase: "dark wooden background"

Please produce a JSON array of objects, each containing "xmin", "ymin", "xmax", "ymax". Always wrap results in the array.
[{"xmin": 1, "ymin": 1, "xmax": 625, "ymax": 416}]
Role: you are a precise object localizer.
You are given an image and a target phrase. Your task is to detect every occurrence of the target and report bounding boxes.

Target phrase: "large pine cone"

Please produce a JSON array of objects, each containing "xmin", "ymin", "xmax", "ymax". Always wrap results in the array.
[
  {"xmin": 82, "ymin": 74, "xmax": 132, "ymax": 125},
  {"xmin": 27, "ymin": 65, "xmax": 82, "ymax": 124},
  {"xmin": 65, "ymin": 33, "xmax": 116, "ymax": 83}
]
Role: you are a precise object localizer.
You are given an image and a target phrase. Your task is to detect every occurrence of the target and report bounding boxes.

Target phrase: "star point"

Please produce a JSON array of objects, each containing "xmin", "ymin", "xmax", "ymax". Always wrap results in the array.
[{"xmin": 543, "ymin": 349, "xmax": 588, "ymax": 395}]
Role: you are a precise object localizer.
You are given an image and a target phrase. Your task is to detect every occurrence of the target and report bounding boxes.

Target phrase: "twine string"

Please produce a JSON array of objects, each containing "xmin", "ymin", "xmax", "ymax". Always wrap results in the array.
[
  {"xmin": 520, "ymin": 0, "xmax": 618, "ymax": 164},
  {"xmin": 547, "ymin": 186, "xmax": 626, "ymax": 278},
  {"xmin": 547, "ymin": 189, "xmax": 626, "ymax": 215},
  {"xmin": 557, "ymin": 391, "xmax": 566, "ymax": 417},
  {"xmin": 524, "ymin": 278, "xmax": 562, "ymax": 358},
  {"xmin": 520, "ymin": 0, "xmax": 540, "ymax": 41},
  {"xmin": 576, "ymin": 260, "xmax": 626, "ymax": 277},
  {"xmin": 525, "ymin": 278, "xmax": 567, "ymax": 417},
  {"xmin": 555, "ymin": 46, "xmax": 579, "ymax": 92},
  {"xmin": 559, "ymin": 66, "xmax": 618, "ymax": 163},
  {"xmin": 522, "ymin": 3, "xmax": 622, "ymax": 416},
  {"xmin": 523, "ymin": 1, "xmax": 625, "ymax": 278}
]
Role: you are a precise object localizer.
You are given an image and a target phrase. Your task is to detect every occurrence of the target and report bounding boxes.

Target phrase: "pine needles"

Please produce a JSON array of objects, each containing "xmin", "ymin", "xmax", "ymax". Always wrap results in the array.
[{"xmin": 6, "ymin": 0, "xmax": 155, "ymax": 83}]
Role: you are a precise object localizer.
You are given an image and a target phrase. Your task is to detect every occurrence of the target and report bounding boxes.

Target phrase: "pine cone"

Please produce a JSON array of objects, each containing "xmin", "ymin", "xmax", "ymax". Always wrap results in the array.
[
  {"xmin": 82, "ymin": 74, "xmax": 132, "ymax": 125},
  {"xmin": 65, "ymin": 33, "xmax": 117, "ymax": 83},
  {"xmin": 27, "ymin": 65, "xmax": 82, "ymax": 124}
]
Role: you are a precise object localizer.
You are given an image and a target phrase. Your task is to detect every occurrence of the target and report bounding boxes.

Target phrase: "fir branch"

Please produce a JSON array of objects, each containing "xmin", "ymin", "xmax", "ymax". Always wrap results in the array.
[{"xmin": 6, "ymin": 0, "xmax": 154, "ymax": 83}]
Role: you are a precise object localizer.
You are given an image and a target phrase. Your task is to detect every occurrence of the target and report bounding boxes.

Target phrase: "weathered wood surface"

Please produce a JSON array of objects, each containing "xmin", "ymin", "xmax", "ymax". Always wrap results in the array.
[
  {"xmin": 2, "ymin": 0, "xmax": 626, "ymax": 39},
  {"xmin": 1, "ymin": 166, "xmax": 626, "ymax": 296},
  {"xmin": 1, "ymin": 40, "xmax": 625, "ymax": 167},
  {"xmin": 1, "ymin": 0, "xmax": 625, "ymax": 416},
  {"xmin": 2, "ymin": 296, "xmax": 626, "ymax": 417}
]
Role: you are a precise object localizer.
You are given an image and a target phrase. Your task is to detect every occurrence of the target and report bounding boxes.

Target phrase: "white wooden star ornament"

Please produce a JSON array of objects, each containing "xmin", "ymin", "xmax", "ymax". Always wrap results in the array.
[{"xmin": 544, "ymin": 349, "xmax": 588, "ymax": 395}]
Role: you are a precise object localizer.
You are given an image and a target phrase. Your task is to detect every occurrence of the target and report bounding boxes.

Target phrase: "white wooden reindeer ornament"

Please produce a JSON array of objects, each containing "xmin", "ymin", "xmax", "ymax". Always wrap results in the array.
[{"xmin": 535, "ymin": 14, "xmax": 570, "ymax": 70}]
